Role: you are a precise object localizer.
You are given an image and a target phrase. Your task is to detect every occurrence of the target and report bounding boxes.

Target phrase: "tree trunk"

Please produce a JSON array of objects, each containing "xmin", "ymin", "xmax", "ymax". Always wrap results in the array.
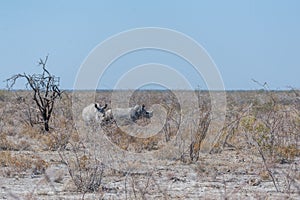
[
  {"xmin": 44, "ymin": 121, "xmax": 49, "ymax": 132},
  {"xmin": 42, "ymin": 112, "xmax": 49, "ymax": 132}
]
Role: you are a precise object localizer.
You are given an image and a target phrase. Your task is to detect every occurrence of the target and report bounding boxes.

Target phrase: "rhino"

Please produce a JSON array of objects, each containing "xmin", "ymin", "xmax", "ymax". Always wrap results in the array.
[
  {"xmin": 82, "ymin": 103, "xmax": 108, "ymax": 123},
  {"xmin": 103, "ymin": 104, "xmax": 153, "ymax": 125}
]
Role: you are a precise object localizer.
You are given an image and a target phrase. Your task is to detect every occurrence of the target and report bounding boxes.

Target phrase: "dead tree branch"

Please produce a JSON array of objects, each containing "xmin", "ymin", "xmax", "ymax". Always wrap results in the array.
[{"xmin": 6, "ymin": 55, "xmax": 62, "ymax": 131}]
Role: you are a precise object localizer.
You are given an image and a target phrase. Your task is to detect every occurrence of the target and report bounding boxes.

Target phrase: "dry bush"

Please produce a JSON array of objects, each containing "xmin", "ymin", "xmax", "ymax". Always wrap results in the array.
[
  {"xmin": 0, "ymin": 97, "xmax": 36, "ymax": 150},
  {"xmin": 217, "ymin": 88, "xmax": 299, "ymax": 161},
  {"xmin": 161, "ymin": 103, "xmax": 180, "ymax": 144},
  {"xmin": 101, "ymin": 122, "xmax": 159, "ymax": 152},
  {"xmin": 125, "ymin": 172, "xmax": 158, "ymax": 200},
  {"xmin": 21, "ymin": 123, "xmax": 43, "ymax": 138},
  {"xmin": 203, "ymin": 87, "xmax": 300, "ymax": 193},
  {"xmin": 189, "ymin": 90, "xmax": 211, "ymax": 161},
  {"xmin": 0, "ymin": 151, "xmax": 48, "ymax": 177},
  {"xmin": 244, "ymin": 95, "xmax": 300, "ymax": 162},
  {"xmin": 223, "ymin": 87, "xmax": 300, "ymax": 192},
  {"xmin": 58, "ymin": 142, "xmax": 105, "ymax": 195},
  {"xmin": 276, "ymin": 145, "xmax": 300, "ymax": 163},
  {"xmin": 40, "ymin": 131, "xmax": 70, "ymax": 151},
  {"xmin": 0, "ymin": 90, "xmax": 75, "ymax": 161},
  {"xmin": 51, "ymin": 92, "xmax": 74, "ymax": 126},
  {"xmin": 0, "ymin": 133, "xmax": 16, "ymax": 150},
  {"xmin": 0, "ymin": 131, "xmax": 32, "ymax": 151},
  {"xmin": 0, "ymin": 90, "xmax": 8, "ymax": 102}
]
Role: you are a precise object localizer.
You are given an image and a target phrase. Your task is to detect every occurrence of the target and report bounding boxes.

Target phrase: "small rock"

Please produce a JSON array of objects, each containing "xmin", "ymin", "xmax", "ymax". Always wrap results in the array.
[
  {"xmin": 248, "ymin": 178, "xmax": 261, "ymax": 186},
  {"xmin": 280, "ymin": 158, "xmax": 290, "ymax": 164},
  {"xmin": 170, "ymin": 176, "xmax": 186, "ymax": 183}
]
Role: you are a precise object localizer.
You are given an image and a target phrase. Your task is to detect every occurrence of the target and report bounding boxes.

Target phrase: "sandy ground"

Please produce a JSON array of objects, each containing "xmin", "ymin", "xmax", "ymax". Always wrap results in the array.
[{"xmin": 1, "ymin": 148, "xmax": 299, "ymax": 200}]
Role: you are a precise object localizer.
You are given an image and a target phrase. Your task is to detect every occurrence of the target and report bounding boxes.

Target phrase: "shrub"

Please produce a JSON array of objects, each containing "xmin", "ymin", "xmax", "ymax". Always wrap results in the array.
[
  {"xmin": 0, "ymin": 151, "xmax": 48, "ymax": 177},
  {"xmin": 58, "ymin": 142, "xmax": 105, "ymax": 194}
]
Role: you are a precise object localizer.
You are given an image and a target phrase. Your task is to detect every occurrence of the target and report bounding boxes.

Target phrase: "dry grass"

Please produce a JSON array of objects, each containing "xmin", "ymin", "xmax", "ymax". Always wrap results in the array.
[
  {"xmin": 0, "ymin": 89, "xmax": 299, "ymax": 199},
  {"xmin": 0, "ymin": 151, "xmax": 48, "ymax": 177}
]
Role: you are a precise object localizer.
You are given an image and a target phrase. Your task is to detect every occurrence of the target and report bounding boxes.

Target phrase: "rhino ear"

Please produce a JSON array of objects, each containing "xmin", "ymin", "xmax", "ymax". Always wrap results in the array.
[{"xmin": 133, "ymin": 105, "xmax": 140, "ymax": 111}]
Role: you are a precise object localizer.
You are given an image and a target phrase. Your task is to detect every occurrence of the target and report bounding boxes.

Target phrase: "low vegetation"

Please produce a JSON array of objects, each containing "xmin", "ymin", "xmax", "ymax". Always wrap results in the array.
[{"xmin": 0, "ymin": 88, "xmax": 299, "ymax": 199}]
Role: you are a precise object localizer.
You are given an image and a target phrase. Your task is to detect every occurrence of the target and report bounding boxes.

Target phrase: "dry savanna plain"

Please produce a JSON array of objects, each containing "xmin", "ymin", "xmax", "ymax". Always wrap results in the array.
[{"xmin": 0, "ymin": 89, "xmax": 299, "ymax": 199}]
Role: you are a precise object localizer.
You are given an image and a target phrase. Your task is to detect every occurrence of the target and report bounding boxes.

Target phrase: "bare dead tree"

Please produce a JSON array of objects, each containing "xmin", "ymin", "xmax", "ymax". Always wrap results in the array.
[
  {"xmin": 6, "ymin": 55, "xmax": 62, "ymax": 132},
  {"xmin": 189, "ymin": 90, "xmax": 211, "ymax": 162}
]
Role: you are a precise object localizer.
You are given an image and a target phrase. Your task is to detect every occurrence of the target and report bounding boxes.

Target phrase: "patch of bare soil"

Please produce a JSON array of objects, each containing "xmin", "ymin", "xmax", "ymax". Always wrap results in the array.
[{"xmin": 0, "ymin": 149, "xmax": 299, "ymax": 199}]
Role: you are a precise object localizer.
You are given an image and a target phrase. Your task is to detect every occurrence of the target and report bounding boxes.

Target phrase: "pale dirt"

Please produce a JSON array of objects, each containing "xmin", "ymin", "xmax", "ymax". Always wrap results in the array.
[{"xmin": 1, "ymin": 148, "xmax": 299, "ymax": 199}]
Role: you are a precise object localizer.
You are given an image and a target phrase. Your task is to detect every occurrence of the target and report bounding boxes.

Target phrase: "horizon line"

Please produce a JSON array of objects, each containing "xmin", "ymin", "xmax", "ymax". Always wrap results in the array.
[{"xmin": 1, "ymin": 88, "xmax": 299, "ymax": 92}]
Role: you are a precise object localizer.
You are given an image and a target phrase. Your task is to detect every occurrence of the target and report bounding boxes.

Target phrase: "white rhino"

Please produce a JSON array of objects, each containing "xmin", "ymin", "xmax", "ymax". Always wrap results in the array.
[
  {"xmin": 103, "ymin": 104, "xmax": 153, "ymax": 125},
  {"xmin": 82, "ymin": 103, "xmax": 107, "ymax": 123}
]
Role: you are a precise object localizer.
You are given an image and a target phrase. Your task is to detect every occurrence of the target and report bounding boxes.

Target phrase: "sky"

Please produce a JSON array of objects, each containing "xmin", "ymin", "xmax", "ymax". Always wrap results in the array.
[{"xmin": 0, "ymin": 0, "xmax": 300, "ymax": 90}]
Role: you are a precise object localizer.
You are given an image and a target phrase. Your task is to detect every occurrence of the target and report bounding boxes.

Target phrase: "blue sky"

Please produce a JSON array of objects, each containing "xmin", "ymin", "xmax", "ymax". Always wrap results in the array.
[{"xmin": 1, "ymin": 0, "xmax": 299, "ymax": 90}]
